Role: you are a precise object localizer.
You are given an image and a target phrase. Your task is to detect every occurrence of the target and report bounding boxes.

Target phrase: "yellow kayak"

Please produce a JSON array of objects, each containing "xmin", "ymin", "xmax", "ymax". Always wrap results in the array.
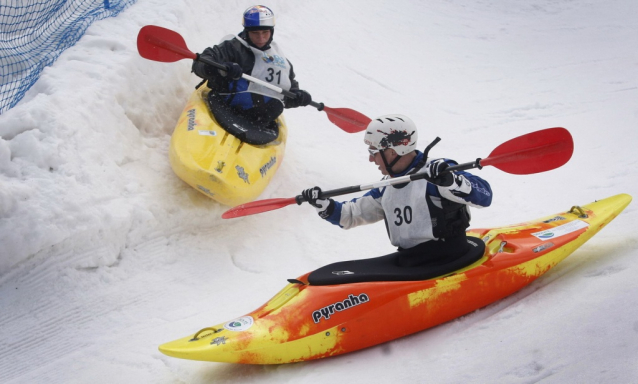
[{"xmin": 169, "ymin": 86, "xmax": 287, "ymax": 206}]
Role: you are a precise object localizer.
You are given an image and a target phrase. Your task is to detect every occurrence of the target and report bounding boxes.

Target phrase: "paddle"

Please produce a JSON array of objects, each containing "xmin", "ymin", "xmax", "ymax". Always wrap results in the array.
[
  {"xmin": 136, "ymin": 25, "xmax": 371, "ymax": 133},
  {"xmin": 222, "ymin": 127, "xmax": 573, "ymax": 219}
]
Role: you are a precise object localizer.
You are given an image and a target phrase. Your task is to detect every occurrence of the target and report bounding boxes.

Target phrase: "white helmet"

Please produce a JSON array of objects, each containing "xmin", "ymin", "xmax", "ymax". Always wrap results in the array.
[{"xmin": 364, "ymin": 114, "xmax": 418, "ymax": 156}]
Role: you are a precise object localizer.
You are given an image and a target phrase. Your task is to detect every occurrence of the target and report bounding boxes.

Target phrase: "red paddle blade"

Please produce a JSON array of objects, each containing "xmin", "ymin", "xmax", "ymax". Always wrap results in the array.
[
  {"xmin": 323, "ymin": 106, "xmax": 371, "ymax": 133},
  {"xmin": 482, "ymin": 127, "xmax": 573, "ymax": 174},
  {"xmin": 137, "ymin": 25, "xmax": 197, "ymax": 62},
  {"xmin": 222, "ymin": 197, "xmax": 298, "ymax": 219}
]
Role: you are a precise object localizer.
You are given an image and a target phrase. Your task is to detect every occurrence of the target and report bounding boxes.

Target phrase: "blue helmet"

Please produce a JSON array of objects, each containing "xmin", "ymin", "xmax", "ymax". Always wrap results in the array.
[{"xmin": 242, "ymin": 5, "xmax": 275, "ymax": 30}]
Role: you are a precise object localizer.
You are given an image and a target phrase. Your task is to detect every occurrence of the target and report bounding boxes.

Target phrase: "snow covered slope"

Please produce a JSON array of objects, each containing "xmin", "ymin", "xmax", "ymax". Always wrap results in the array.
[{"xmin": 1, "ymin": 1, "xmax": 637, "ymax": 383}]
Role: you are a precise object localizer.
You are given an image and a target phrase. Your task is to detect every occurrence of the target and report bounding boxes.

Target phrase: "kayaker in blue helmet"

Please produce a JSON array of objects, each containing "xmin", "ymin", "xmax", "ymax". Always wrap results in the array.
[
  {"xmin": 301, "ymin": 114, "xmax": 493, "ymax": 267},
  {"xmin": 192, "ymin": 5, "xmax": 312, "ymax": 126}
]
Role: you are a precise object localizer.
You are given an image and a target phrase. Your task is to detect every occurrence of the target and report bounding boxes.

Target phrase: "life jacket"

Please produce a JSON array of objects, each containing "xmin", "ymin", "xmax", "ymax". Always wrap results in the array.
[{"xmin": 426, "ymin": 194, "xmax": 471, "ymax": 239}]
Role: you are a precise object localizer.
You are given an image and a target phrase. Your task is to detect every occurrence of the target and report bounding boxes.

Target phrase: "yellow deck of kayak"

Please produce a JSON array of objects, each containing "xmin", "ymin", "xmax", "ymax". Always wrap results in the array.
[{"xmin": 169, "ymin": 86, "xmax": 287, "ymax": 206}]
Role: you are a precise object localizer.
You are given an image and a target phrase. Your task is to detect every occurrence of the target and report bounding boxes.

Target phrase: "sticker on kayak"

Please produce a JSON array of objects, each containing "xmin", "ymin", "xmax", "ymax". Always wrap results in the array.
[
  {"xmin": 259, "ymin": 156, "xmax": 277, "ymax": 178},
  {"xmin": 223, "ymin": 316, "xmax": 254, "ymax": 332},
  {"xmin": 532, "ymin": 220, "xmax": 589, "ymax": 240},
  {"xmin": 312, "ymin": 293, "xmax": 369, "ymax": 324},
  {"xmin": 198, "ymin": 130, "xmax": 217, "ymax": 136},
  {"xmin": 533, "ymin": 242, "xmax": 554, "ymax": 253},
  {"xmin": 187, "ymin": 109, "xmax": 196, "ymax": 131}
]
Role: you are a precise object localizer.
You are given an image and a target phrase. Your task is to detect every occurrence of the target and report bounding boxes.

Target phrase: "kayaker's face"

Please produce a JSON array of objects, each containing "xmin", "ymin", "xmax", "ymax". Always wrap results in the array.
[
  {"xmin": 248, "ymin": 30, "xmax": 271, "ymax": 48},
  {"xmin": 369, "ymin": 147, "xmax": 397, "ymax": 176}
]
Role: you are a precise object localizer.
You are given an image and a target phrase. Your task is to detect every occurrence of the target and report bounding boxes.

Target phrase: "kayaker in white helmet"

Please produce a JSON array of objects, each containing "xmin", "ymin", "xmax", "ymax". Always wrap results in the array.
[
  {"xmin": 301, "ymin": 114, "xmax": 493, "ymax": 267},
  {"xmin": 192, "ymin": 5, "xmax": 311, "ymax": 126}
]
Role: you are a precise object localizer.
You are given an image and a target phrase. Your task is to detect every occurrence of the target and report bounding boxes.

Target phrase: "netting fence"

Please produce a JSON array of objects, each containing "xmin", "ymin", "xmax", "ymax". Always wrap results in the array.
[{"xmin": 0, "ymin": 0, "xmax": 137, "ymax": 115}]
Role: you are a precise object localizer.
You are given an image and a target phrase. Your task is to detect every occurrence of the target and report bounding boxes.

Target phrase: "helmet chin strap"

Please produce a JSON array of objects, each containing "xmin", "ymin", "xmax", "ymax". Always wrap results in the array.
[{"xmin": 380, "ymin": 151, "xmax": 403, "ymax": 177}]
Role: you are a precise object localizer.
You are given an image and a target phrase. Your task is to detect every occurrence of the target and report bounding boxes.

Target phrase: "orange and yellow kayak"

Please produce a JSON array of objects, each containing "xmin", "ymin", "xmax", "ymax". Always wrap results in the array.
[
  {"xmin": 169, "ymin": 86, "xmax": 287, "ymax": 206},
  {"xmin": 159, "ymin": 193, "xmax": 631, "ymax": 364}
]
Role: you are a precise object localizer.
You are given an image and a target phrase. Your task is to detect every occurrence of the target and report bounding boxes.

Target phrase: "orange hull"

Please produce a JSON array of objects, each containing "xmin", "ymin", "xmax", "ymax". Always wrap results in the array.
[{"xmin": 159, "ymin": 194, "xmax": 631, "ymax": 364}]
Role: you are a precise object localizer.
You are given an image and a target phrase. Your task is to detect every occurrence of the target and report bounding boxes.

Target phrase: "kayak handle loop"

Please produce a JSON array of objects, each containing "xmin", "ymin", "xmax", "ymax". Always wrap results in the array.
[
  {"xmin": 568, "ymin": 205, "xmax": 588, "ymax": 218},
  {"xmin": 190, "ymin": 327, "xmax": 223, "ymax": 341}
]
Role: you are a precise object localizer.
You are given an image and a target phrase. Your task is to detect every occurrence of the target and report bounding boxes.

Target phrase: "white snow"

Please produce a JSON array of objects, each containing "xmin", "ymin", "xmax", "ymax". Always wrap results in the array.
[{"xmin": 1, "ymin": 0, "xmax": 638, "ymax": 383}]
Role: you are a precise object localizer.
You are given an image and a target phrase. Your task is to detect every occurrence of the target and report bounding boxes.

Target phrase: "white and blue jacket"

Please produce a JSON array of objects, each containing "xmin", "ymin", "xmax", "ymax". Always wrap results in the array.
[{"xmin": 322, "ymin": 151, "xmax": 493, "ymax": 249}]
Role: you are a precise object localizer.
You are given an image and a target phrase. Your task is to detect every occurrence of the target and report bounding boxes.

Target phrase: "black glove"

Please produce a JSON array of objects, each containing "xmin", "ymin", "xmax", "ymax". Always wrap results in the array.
[
  {"xmin": 285, "ymin": 90, "xmax": 312, "ymax": 108},
  {"xmin": 295, "ymin": 90, "xmax": 312, "ymax": 106},
  {"xmin": 220, "ymin": 62, "xmax": 243, "ymax": 80},
  {"xmin": 301, "ymin": 187, "xmax": 334, "ymax": 218},
  {"xmin": 425, "ymin": 159, "xmax": 454, "ymax": 187}
]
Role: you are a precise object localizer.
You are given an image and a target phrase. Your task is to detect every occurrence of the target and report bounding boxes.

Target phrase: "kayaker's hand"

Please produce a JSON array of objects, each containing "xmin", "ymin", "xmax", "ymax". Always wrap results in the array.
[
  {"xmin": 220, "ymin": 62, "xmax": 243, "ymax": 80},
  {"xmin": 284, "ymin": 90, "xmax": 312, "ymax": 108},
  {"xmin": 294, "ymin": 90, "xmax": 312, "ymax": 106},
  {"xmin": 301, "ymin": 187, "xmax": 334, "ymax": 218},
  {"xmin": 425, "ymin": 159, "xmax": 454, "ymax": 187},
  {"xmin": 302, "ymin": 186, "xmax": 323, "ymax": 207}
]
